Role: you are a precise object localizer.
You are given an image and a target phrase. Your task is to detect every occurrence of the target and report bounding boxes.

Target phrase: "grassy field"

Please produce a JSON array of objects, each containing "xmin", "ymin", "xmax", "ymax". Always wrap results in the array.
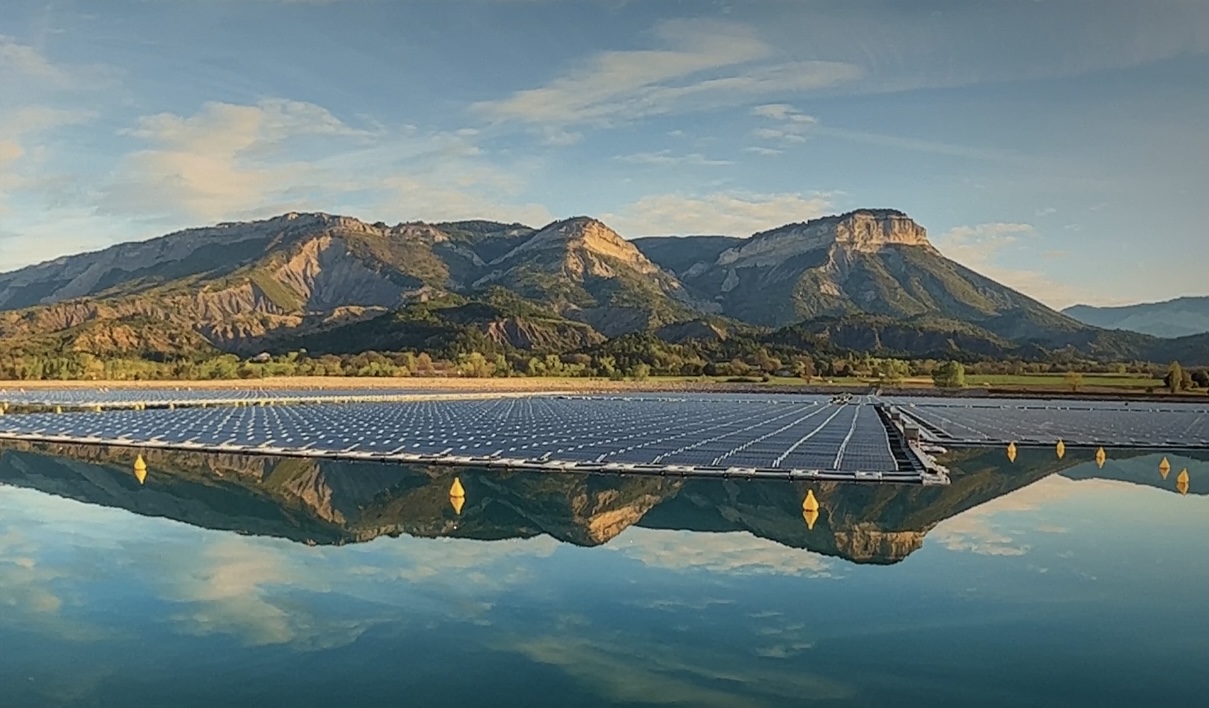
[{"xmin": 955, "ymin": 373, "xmax": 1164, "ymax": 389}]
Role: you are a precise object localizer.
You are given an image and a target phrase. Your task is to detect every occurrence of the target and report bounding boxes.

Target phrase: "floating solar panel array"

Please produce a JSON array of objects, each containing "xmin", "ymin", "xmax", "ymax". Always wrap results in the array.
[
  {"xmin": 888, "ymin": 397, "xmax": 1209, "ymax": 448},
  {"xmin": 0, "ymin": 394, "xmax": 939, "ymax": 483}
]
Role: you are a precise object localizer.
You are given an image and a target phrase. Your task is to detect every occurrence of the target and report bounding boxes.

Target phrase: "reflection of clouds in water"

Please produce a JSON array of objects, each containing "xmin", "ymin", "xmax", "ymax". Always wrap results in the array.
[
  {"xmin": 149, "ymin": 536, "xmax": 355, "ymax": 648},
  {"xmin": 0, "ymin": 481, "xmax": 569, "ymax": 651},
  {"xmin": 353, "ymin": 535, "xmax": 559, "ymax": 583},
  {"xmin": 612, "ymin": 528, "xmax": 833, "ymax": 577},
  {"xmin": 628, "ymin": 597, "xmax": 736, "ymax": 612},
  {"xmin": 752, "ymin": 621, "xmax": 816, "ymax": 660},
  {"xmin": 0, "ymin": 488, "xmax": 120, "ymax": 640},
  {"xmin": 930, "ymin": 475, "xmax": 1126, "ymax": 557},
  {"xmin": 142, "ymin": 534, "xmax": 562, "ymax": 647},
  {"xmin": 0, "ymin": 528, "xmax": 63, "ymax": 615},
  {"xmin": 509, "ymin": 631, "xmax": 852, "ymax": 708},
  {"xmin": 932, "ymin": 517, "xmax": 1029, "ymax": 557},
  {"xmin": 755, "ymin": 642, "xmax": 815, "ymax": 658}
]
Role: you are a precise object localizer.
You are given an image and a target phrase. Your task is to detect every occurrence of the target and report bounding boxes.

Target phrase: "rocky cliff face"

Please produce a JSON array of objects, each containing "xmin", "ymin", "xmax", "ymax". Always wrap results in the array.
[
  {"xmin": 473, "ymin": 216, "xmax": 710, "ymax": 336},
  {"xmin": 272, "ymin": 235, "xmax": 411, "ymax": 311},
  {"xmin": 0, "ymin": 212, "xmax": 335, "ymax": 311},
  {"xmin": 831, "ymin": 527, "xmax": 927, "ymax": 564},
  {"xmin": 715, "ymin": 209, "xmax": 933, "ymax": 270},
  {"xmin": 490, "ymin": 217, "xmax": 661, "ymax": 276}
]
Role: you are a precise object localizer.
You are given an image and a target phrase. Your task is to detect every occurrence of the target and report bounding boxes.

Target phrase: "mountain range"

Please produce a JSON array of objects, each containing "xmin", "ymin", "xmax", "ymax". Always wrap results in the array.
[
  {"xmin": 1064, "ymin": 297, "xmax": 1209, "ymax": 339},
  {"xmin": 2, "ymin": 208, "xmax": 1206, "ymax": 364}
]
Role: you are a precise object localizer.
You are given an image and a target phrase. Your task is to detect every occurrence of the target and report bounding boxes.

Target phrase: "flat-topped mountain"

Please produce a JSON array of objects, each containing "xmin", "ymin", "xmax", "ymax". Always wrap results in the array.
[
  {"xmin": 0, "ymin": 208, "xmax": 1200, "ymax": 363},
  {"xmin": 634, "ymin": 209, "xmax": 1100, "ymax": 349},
  {"xmin": 715, "ymin": 209, "xmax": 933, "ymax": 270}
]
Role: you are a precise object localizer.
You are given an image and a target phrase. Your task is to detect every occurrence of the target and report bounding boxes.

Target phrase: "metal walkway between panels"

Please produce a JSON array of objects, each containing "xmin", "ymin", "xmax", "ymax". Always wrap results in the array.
[{"xmin": 0, "ymin": 394, "xmax": 949, "ymax": 485}]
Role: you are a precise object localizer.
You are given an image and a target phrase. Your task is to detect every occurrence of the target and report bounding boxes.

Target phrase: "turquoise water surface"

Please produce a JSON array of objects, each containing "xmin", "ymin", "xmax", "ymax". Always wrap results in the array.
[{"xmin": 0, "ymin": 443, "xmax": 1205, "ymax": 707}]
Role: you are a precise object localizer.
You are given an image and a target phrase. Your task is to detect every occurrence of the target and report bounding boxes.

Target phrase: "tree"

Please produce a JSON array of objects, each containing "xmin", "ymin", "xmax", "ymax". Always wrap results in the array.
[
  {"xmin": 415, "ymin": 352, "xmax": 435, "ymax": 376},
  {"xmin": 1165, "ymin": 361, "xmax": 1191, "ymax": 393},
  {"xmin": 1064, "ymin": 371, "xmax": 1083, "ymax": 392},
  {"xmin": 461, "ymin": 352, "xmax": 494, "ymax": 378},
  {"xmin": 932, "ymin": 360, "xmax": 966, "ymax": 389},
  {"xmin": 492, "ymin": 354, "xmax": 510, "ymax": 377},
  {"xmin": 1191, "ymin": 369, "xmax": 1209, "ymax": 390},
  {"xmin": 792, "ymin": 356, "xmax": 816, "ymax": 382}
]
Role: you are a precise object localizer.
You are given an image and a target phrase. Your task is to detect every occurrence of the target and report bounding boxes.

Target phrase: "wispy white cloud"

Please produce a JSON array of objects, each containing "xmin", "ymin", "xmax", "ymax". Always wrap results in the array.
[
  {"xmin": 812, "ymin": 126, "xmax": 1017, "ymax": 161},
  {"xmin": 0, "ymin": 38, "xmax": 106, "ymax": 221},
  {"xmin": 472, "ymin": 20, "xmax": 861, "ymax": 128},
  {"xmin": 380, "ymin": 174, "xmax": 555, "ymax": 227},
  {"xmin": 749, "ymin": 102, "xmax": 1011, "ymax": 160},
  {"xmin": 0, "ymin": 35, "xmax": 112, "ymax": 89},
  {"xmin": 615, "ymin": 150, "xmax": 731, "ymax": 167},
  {"xmin": 936, "ymin": 222, "xmax": 1035, "ymax": 260},
  {"xmin": 760, "ymin": 1, "xmax": 1209, "ymax": 94},
  {"xmin": 742, "ymin": 146, "xmax": 783, "ymax": 157},
  {"xmin": 933, "ymin": 222, "xmax": 1089, "ymax": 308},
  {"xmin": 603, "ymin": 190, "xmax": 835, "ymax": 236},
  {"xmin": 99, "ymin": 99, "xmax": 370, "ymax": 222},
  {"xmin": 97, "ymin": 98, "xmax": 549, "ymax": 228}
]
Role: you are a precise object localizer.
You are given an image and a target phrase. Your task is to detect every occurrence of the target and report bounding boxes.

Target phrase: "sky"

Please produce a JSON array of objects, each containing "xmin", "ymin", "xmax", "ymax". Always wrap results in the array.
[{"xmin": 1, "ymin": 0, "xmax": 1207, "ymax": 308}]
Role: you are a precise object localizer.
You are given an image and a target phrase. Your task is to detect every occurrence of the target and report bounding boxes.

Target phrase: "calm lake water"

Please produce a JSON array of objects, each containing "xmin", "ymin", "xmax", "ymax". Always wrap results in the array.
[{"xmin": 0, "ymin": 442, "xmax": 1205, "ymax": 707}]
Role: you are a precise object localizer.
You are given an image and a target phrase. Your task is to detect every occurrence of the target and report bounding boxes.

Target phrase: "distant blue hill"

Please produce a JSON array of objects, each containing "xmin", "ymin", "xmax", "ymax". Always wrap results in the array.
[{"xmin": 1063, "ymin": 297, "xmax": 1209, "ymax": 338}]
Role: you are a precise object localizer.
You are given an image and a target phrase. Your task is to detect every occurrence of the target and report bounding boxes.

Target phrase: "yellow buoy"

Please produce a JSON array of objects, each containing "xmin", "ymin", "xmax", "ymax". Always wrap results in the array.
[
  {"xmin": 54, "ymin": 405, "xmax": 62, "ymax": 414},
  {"xmin": 1056, "ymin": 440, "xmax": 1065, "ymax": 460},
  {"xmin": 133, "ymin": 455, "xmax": 148, "ymax": 485},
  {"xmin": 802, "ymin": 489, "xmax": 819, "ymax": 513},
  {"xmin": 1007, "ymin": 441, "xmax": 1018, "ymax": 463},
  {"xmin": 803, "ymin": 508, "xmax": 819, "ymax": 531},
  {"xmin": 449, "ymin": 477, "xmax": 466, "ymax": 515},
  {"xmin": 1160, "ymin": 457, "xmax": 1172, "ymax": 479},
  {"xmin": 1095, "ymin": 447, "xmax": 1107, "ymax": 468}
]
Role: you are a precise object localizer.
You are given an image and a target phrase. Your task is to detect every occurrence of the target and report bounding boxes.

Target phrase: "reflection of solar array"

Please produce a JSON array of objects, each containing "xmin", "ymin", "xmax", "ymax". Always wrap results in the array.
[
  {"xmin": 890, "ymin": 396, "xmax": 1209, "ymax": 446},
  {"xmin": 0, "ymin": 387, "xmax": 425, "ymax": 407},
  {"xmin": 0, "ymin": 395, "xmax": 905, "ymax": 473}
]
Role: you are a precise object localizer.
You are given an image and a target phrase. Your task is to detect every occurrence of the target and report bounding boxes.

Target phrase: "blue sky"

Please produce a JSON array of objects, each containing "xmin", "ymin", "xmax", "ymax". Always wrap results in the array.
[{"xmin": 1, "ymin": 0, "xmax": 1207, "ymax": 308}]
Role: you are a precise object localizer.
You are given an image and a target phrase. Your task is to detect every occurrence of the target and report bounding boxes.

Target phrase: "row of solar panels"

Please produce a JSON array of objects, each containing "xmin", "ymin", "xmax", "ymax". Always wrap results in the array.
[
  {"xmin": 0, "ymin": 397, "xmax": 915, "ymax": 476},
  {"xmin": 894, "ymin": 402, "xmax": 1209, "ymax": 447}
]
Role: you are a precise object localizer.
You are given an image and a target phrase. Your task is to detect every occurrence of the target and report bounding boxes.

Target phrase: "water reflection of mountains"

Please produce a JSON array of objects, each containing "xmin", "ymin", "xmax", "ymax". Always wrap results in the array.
[{"xmin": 0, "ymin": 442, "xmax": 1201, "ymax": 565}]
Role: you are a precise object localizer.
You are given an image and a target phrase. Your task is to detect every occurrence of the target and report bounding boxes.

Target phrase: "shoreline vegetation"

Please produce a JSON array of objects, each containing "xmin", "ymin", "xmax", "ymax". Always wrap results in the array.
[
  {"xmin": 2, "ymin": 372, "xmax": 1203, "ymax": 401},
  {"xmin": 4, "ymin": 350, "xmax": 1203, "ymax": 401}
]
